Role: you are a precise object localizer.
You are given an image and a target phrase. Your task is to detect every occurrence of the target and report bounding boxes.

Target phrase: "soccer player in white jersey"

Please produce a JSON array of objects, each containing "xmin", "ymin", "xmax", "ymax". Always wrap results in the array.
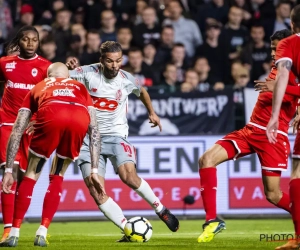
[{"xmin": 67, "ymin": 41, "xmax": 179, "ymax": 241}]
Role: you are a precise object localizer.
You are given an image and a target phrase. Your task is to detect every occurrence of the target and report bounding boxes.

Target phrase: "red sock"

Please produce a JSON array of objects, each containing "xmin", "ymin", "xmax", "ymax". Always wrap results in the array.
[
  {"xmin": 290, "ymin": 179, "xmax": 300, "ymax": 236},
  {"xmin": 12, "ymin": 177, "xmax": 36, "ymax": 228},
  {"xmin": 199, "ymin": 168, "xmax": 217, "ymax": 222},
  {"xmin": 276, "ymin": 192, "xmax": 291, "ymax": 214},
  {"xmin": 41, "ymin": 175, "xmax": 63, "ymax": 228},
  {"xmin": 1, "ymin": 181, "xmax": 17, "ymax": 228}
]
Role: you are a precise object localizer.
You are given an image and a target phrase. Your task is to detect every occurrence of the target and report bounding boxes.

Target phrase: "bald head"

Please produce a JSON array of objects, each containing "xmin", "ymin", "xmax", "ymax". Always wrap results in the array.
[{"xmin": 47, "ymin": 62, "xmax": 69, "ymax": 78}]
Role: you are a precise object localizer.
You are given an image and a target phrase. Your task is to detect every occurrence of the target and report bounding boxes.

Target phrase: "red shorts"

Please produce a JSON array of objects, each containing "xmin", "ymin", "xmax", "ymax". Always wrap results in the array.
[
  {"xmin": 0, "ymin": 124, "xmax": 30, "ymax": 172},
  {"xmin": 216, "ymin": 123, "xmax": 290, "ymax": 173},
  {"xmin": 292, "ymin": 131, "xmax": 300, "ymax": 158},
  {"xmin": 29, "ymin": 104, "xmax": 90, "ymax": 160}
]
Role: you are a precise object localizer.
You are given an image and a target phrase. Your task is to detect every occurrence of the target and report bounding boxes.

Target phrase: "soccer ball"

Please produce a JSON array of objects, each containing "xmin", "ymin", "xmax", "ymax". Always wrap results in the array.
[{"xmin": 124, "ymin": 217, "xmax": 153, "ymax": 242}]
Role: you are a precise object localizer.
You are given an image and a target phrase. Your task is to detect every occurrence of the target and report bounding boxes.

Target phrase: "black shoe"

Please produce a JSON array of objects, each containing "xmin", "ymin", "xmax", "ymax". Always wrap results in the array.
[{"xmin": 156, "ymin": 207, "xmax": 179, "ymax": 232}]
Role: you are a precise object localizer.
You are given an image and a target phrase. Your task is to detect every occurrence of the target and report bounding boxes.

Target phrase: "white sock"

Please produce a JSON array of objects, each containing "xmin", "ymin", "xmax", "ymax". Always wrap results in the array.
[
  {"xmin": 99, "ymin": 197, "xmax": 127, "ymax": 230},
  {"xmin": 135, "ymin": 178, "xmax": 164, "ymax": 213},
  {"xmin": 9, "ymin": 227, "xmax": 20, "ymax": 238},
  {"xmin": 36, "ymin": 225, "xmax": 48, "ymax": 238}
]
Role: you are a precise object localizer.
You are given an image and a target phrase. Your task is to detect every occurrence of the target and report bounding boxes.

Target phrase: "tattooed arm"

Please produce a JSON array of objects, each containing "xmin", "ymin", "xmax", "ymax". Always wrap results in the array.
[
  {"xmin": 271, "ymin": 60, "xmax": 292, "ymax": 119},
  {"xmin": 87, "ymin": 106, "xmax": 100, "ymax": 170},
  {"xmin": 266, "ymin": 60, "xmax": 291, "ymax": 143},
  {"xmin": 6, "ymin": 109, "xmax": 31, "ymax": 170}
]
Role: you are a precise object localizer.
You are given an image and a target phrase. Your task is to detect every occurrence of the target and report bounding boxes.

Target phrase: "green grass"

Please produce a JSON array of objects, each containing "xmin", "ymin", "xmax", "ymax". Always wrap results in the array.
[{"xmin": 13, "ymin": 219, "xmax": 293, "ymax": 249}]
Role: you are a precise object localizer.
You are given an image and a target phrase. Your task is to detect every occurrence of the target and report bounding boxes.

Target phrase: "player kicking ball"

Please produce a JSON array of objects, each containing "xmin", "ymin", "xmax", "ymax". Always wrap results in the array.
[
  {"xmin": 66, "ymin": 41, "xmax": 179, "ymax": 241},
  {"xmin": 0, "ymin": 63, "xmax": 104, "ymax": 247},
  {"xmin": 197, "ymin": 28, "xmax": 297, "ymax": 243}
]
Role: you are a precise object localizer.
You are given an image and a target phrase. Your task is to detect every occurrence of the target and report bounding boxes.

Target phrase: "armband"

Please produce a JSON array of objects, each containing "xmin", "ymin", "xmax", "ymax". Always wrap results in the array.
[
  {"xmin": 4, "ymin": 168, "xmax": 13, "ymax": 173},
  {"xmin": 91, "ymin": 168, "xmax": 98, "ymax": 174}
]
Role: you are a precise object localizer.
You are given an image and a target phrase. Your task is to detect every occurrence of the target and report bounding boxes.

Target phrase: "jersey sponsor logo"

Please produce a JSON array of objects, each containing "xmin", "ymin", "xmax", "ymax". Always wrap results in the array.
[
  {"xmin": 53, "ymin": 88, "xmax": 75, "ymax": 97},
  {"xmin": 91, "ymin": 88, "xmax": 97, "ymax": 92},
  {"xmin": 5, "ymin": 61, "xmax": 17, "ymax": 71},
  {"xmin": 116, "ymin": 89, "xmax": 122, "ymax": 101},
  {"xmin": 91, "ymin": 96, "xmax": 118, "ymax": 111},
  {"xmin": 6, "ymin": 80, "xmax": 35, "ymax": 90},
  {"xmin": 31, "ymin": 68, "xmax": 38, "ymax": 77}
]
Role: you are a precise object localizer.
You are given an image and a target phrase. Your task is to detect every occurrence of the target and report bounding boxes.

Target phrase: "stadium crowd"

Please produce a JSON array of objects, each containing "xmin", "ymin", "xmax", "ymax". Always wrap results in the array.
[{"xmin": 0, "ymin": 0, "xmax": 298, "ymax": 91}]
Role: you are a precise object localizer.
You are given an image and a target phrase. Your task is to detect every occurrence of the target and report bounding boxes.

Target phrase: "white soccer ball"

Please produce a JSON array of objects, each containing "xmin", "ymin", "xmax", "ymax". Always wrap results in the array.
[{"xmin": 124, "ymin": 217, "xmax": 153, "ymax": 242}]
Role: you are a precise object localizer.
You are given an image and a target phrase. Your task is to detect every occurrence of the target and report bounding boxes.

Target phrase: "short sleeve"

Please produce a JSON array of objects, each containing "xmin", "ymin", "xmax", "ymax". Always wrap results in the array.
[
  {"xmin": 275, "ymin": 38, "xmax": 293, "ymax": 66},
  {"xmin": 20, "ymin": 91, "xmax": 36, "ymax": 113},
  {"xmin": 121, "ymin": 70, "xmax": 141, "ymax": 97}
]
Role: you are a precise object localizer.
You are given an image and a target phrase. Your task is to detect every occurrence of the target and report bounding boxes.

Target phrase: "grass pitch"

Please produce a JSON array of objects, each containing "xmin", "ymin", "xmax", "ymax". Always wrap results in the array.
[{"xmin": 15, "ymin": 218, "xmax": 292, "ymax": 250}]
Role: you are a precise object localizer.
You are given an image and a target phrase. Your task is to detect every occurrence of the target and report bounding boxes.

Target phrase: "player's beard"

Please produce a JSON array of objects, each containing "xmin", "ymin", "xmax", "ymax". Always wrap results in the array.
[{"xmin": 104, "ymin": 67, "xmax": 119, "ymax": 78}]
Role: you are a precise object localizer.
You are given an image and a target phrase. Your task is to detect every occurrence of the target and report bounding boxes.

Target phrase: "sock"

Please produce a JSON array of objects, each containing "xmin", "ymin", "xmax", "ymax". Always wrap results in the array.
[
  {"xmin": 99, "ymin": 197, "xmax": 127, "ymax": 230},
  {"xmin": 276, "ymin": 192, "xmax": 291, "ymax": 214},
  {"xmin": 134, "ymin": 178, "xmax": 163, "ymax": 213},
  {"xmin": 1, "ymin": 181, "xmax": 17, "ymax": 229},
  {"xmin": 289, "ymin": 179, "xmax": 300, "ymax": 236},
  {"xmin": 12, "ymin": 177, "xmax": 36, "ymax": 228},
  {"xmin": 9, "ymin": 227, "xmax": 20, "ymax": 238},
  {"xmin": 199, "ymin": 168, "xmax": 217, "ymax": 222},
  {"xmin": 36, "ymin": 225, "xmax": 48, "ymax": 238},
  {"xmin": 41, "ymin": 175, "xmax": 63, "ymax": 229}
]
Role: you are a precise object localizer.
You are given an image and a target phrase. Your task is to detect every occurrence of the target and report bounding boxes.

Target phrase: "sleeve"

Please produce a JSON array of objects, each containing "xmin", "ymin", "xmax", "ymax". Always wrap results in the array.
[
  {"xmin": 20, "ymin": 91, "xmax": 37, "ymax": 113},
  {"xmin": 122, "ymin": 70, "xmax": 141, "ymax": 97},
  {"xmin": 275, "ymin": 38, "xmax": 293, "ymax": 66}
]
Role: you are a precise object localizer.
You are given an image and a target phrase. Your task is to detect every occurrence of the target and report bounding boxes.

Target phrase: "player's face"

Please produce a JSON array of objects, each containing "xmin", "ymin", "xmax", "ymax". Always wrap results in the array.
[
  {"xmin": 270, "ymin": 39, "xmax": 279, "ymax": 62},
  {"xmin": 101, "ymin": 52, "xmax": 123, "ymax": 78},
  {"xmin": 19, "ymin": 30, "xmax": 39, "ymax": 58}
]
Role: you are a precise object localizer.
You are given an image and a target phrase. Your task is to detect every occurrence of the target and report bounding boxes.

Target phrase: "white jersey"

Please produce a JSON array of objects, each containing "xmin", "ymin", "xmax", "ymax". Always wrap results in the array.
[{"xmin": 69, "ymin": 64, "xmax": 141, "ymax": 137}]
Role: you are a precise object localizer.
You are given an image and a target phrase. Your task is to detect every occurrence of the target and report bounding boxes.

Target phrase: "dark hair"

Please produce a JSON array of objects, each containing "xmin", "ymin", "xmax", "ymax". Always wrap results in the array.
[
  {"xmin": 100, "ymin": 41, "xmax": 122, "ymax": 57},
  {"xmin": 270, "ymin": 29, "xmax": 292, "ymax": 41},
  {"xmin": 162, "ymin": 25, "xmax": 174, "ymax": 32},
  {"xmin": 41, "ymin": 35, "xmax": 55, "ymax": 45},
  {"xmin": 5, "ymin": 25, "xmax": 39, "ymax": 55},
  {"xmin": 291, "ymin": 4, "xmax": 300, "ymax": 28},
  {"xmin": 128, "ymin": 46, "xmax": 142, "ymax": 54},
  {"xmin": 56, "ymin": 8, "xmax": 71, "ymax": 15},
  {"xmin": 276, "ymin": 0, "xmax": 292, "ymax": 9},
  {"xmin": 117, "ymin": 26, "xmax": 132, "ymax": 33},
  {"xmin": 87, "ymin": 29, "xmax": 100, "ymax": 37},
  {"xmin": 251, "ymin": 23, "xmax": 264, "ymax": 30},
  {"xmin": 164, "ymin": 63, "xmax": 176, "ymax": 72},
  {"xmin": 173, "ymin": 42, "xmax": 185, "ymax": 48}
]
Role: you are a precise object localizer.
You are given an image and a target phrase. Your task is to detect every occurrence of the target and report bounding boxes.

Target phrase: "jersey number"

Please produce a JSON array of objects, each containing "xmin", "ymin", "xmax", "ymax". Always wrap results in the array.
[{"xmin": 92, "ymin": 97, "xmax": 118, "ymax": 111}]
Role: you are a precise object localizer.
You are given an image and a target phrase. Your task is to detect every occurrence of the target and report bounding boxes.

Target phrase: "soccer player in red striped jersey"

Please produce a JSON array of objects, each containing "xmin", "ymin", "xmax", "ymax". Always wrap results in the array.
[
  {"xmin": 266, "ymin": 4, "xmax": 300, "ymax": 250},
  {"xmin": 0, "ymin": 26, "xmax": 51, "ymax": 242}
]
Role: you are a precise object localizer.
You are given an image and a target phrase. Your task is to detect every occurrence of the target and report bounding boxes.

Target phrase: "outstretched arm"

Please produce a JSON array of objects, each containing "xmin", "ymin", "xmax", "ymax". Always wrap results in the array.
[
  {"xmin": 6, "ymin": 109, "xmax": 31, "ymax": 170},
  {"xmin": 139, "ymin": 87, "xmax": 162, "ymax": 131}
]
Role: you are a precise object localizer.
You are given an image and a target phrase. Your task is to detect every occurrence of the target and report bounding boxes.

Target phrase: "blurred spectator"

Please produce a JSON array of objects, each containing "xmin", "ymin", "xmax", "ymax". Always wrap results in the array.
[
  {"xmin": 34, "ymin": 25, "xmax": 52, "ymax": 41},
  {"xmin": 80, "ymin": 29, "xmax": 101, "ymax": 65},
  {"xmin": 74, "ymin": 7, "xmax": 85, "ymax": 25},
  {"xmin": 232, "ymin": 65, "xmax": 249, "ymax": 129},
  {"xmin": 161, "ymin": 63, "xmax": 181, "ymax": 93},
  {"xmin": 180, "ymin": 82, "xmax": 194, "ymax": 93},
  {"xmin": 132, "ymin": 0, "xmax": 148, "ymax": 25},
  {"xmin": 182, "ymin": 69, "xmax": 200, "ymax": 91},
  {"xmin": 40, "ymin": 35, "xmax": 66, "ymax": 62},
  {"xmin": 52, "ymin": 8, "xmax": 72, "ymax": 57},
  {"xmin": 100, "ymin": 10, "xmax": 117, "ymax": 43},
  {"xmin": 154, "ymin": 25, "xmax": 174, "ymax": 65},
  {"xmin": 262, "ymin": 1, "xmax": 291, "ymax": 40},
  {"xmin": 195, "ymin": 19, "xmax": 227, "ymax": 82},
  {"xmin": 169, "ymin": 43, "xmax": 189, "ymax": 82},
  {"xmin": 71, "ymin": 24, "xmax": 87, "ymax": 47},
  {"xmin": 231, "ymin": 0, "xmax": 253, "ymax": 27},
  {"xmin": 258, "ymin": 60, "xmax": 272, "ymax": 80},
  {"xmin": 240, "ymin": 24, "xmax": 271, "ymax": 83},
  {"xmin": 123, "ymin": 47, "xmax": 154, "ymax": 87},
  {"xmin": 0, "ymin": 0, "xmax": 13, "ymax": 40},
  {"xmin": 7, "ymin": 4, "xmax": 34, "ymax": 41},
  {"xmin": 116, "ymin": 26, "xmax": 132, "ymax": 65},
  {"xmin": 69, "ymin": 34, "xmax": 83, "ymax": 58},
  {"xmin": 163, "ymin": 0, "xmax": 202, "ymax": 58},
  {"xmin": 193, "ymin": 57, "xmax": 224, "ymax": 91},
  {"xmin": 252, "ymin": 0, "xmax": 276, "ymax": 23},
  {"xmin": 219, "ymin": 6, "xmax": 249, "ymax": 61},
  {"xmin": 133, "ymin": 7, "xmax": 161, "ymax": 48},
  {"xmin": 195, "ymin": 0, "xmax": 229, "ymax": 34},
  {"xmin": 143, "ymin": 42, "xmax": 161, "ymax": 84}
]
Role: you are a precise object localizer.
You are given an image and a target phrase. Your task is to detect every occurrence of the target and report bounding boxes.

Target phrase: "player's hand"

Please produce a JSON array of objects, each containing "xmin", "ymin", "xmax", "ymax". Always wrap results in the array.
[
  {"xmin": 291, "ymin": 114, "xmax": 300, "ymax": 134},
  {"xmin": 149, "ymin": 113, "xmax": 162, "ymax": 132},
  {"xmin": 266, "ymin": 116, "xmax": 279, "ymax": 144},
  {"xmin": 254, "ymin": 78, "xmax": 275, "ymax": 92},
  {"xmin": 2, "ymin": 172, "xmax": 14, "ymax": 194},
  {"xmin": 66, "ymin": 58, "xmax": 78, "ymax": 70},
  {"xmin": 90, "ymin": 173, "xmax": 106, "ymax": 198},
  {"xmin": 26, "ymin": 120, "xmax": 36, "ymax": 135}
]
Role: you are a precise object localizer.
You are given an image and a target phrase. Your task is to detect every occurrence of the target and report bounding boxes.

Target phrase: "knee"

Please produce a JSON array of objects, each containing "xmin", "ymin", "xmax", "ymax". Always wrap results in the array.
[
  {"xmin": 199, "ymin": 152, "xmax": 215, "ymax": 169},
  {"xmin": 265, "ymin": 190, "xmax": 281, "ymax": 204}
]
